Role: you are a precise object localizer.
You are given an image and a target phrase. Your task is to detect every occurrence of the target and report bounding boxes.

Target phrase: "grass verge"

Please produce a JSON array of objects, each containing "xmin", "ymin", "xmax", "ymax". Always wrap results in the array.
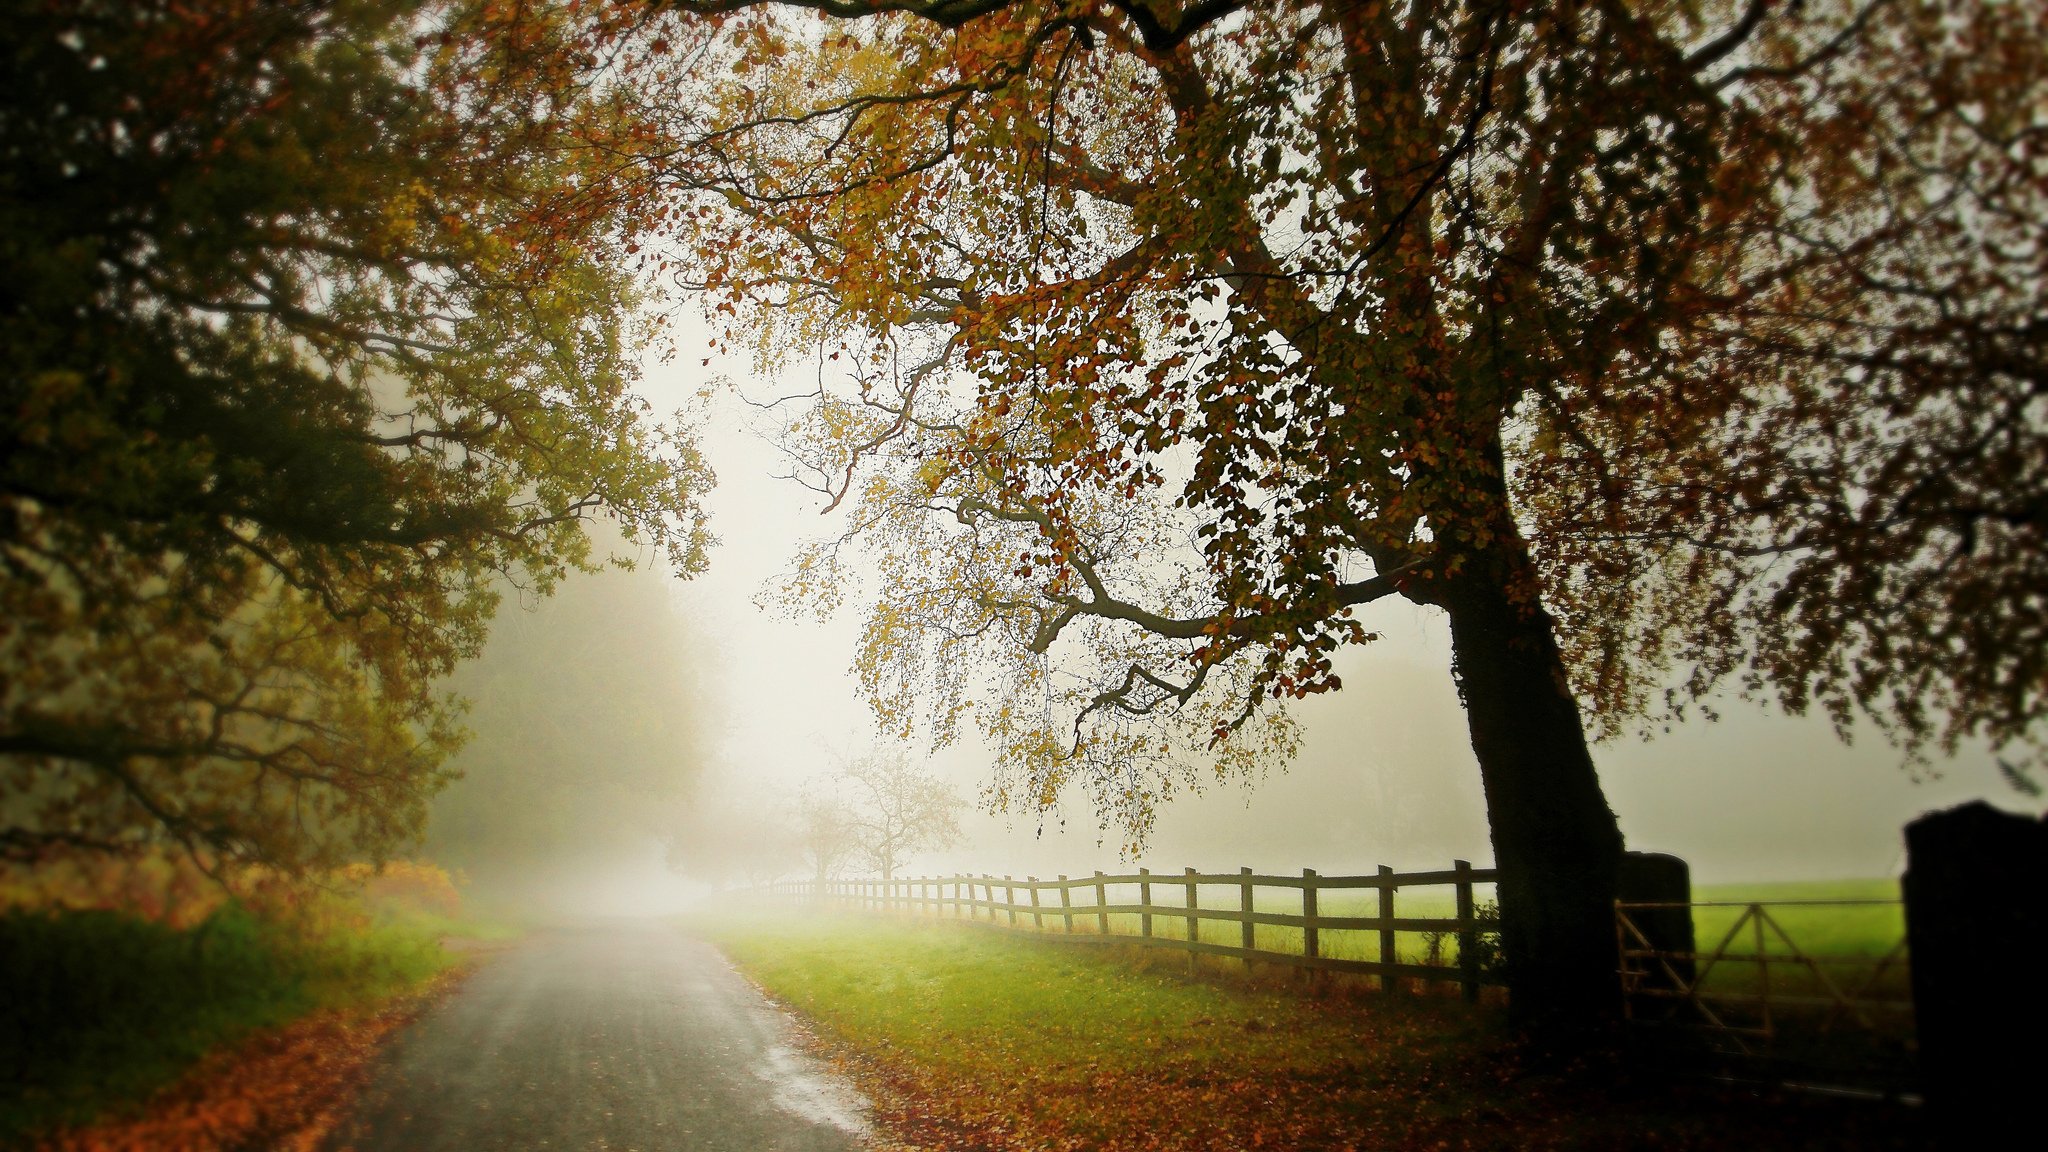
[
  {"xmin": 0, "ymin": 853, "xmax": 513, "ymax": 1149},
  {"xmin": 696, "ymin": 909, "xmax": 1924, "ymax": 1151}
]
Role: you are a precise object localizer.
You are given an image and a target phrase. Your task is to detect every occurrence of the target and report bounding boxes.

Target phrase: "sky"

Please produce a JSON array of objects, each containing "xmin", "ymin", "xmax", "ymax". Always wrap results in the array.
[{"xmin": 630, "ymin": 344, "xmax": 2029, "ymax": 893}]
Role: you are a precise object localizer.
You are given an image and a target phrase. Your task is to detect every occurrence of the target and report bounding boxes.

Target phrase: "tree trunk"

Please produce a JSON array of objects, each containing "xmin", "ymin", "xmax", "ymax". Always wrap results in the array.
[{"xmin": 1441, "ymin": 548, "xmax": 1626, "ymax": 1045}]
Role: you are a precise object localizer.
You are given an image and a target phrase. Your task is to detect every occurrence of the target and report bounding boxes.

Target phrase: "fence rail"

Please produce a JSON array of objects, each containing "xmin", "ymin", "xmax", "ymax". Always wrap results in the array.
[{"xmin": 758, "ymin": 862, "xmax": 1505, "ymax": 999}]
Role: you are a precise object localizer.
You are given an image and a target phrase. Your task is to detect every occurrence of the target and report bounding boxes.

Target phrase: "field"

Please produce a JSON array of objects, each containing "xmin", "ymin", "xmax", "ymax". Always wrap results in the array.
[{"xmin": 696, "ymin": 908, "xmax": 1923, "ymax": 1151}]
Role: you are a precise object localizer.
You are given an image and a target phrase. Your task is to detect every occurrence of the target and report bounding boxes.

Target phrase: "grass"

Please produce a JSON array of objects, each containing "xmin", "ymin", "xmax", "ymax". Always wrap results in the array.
[
  {"xmin": 0, "ymin": 903, "xmax": 453, "ymax": 1144},
  {"xmin": 694, "ymin": 908, "xmax": 1924, "ymax": 1151},
  {"xmin": 0, "ymin": 858, "xmax": 509, "ymax": 1148}
]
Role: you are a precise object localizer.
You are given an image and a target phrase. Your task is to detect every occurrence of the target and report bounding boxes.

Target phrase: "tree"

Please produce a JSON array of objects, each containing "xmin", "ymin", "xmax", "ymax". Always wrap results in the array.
[
  {"xmin": 619, "ymin": 0, "xmax": 2043, "ymax": 1032},
  {"xmin": 795, "ymin": 785, "xmax": 863, "ymax": 883},
  {"xmin": 1, "ymin": 0, "xmax": 712, "ymax": 871},
  {"xmin": 425, "ymin": 548, "xmax": 712, "ymax": 900},
  {"xmin": 837, "ymin": 749, "xmax": 965, "ymax": 879}
]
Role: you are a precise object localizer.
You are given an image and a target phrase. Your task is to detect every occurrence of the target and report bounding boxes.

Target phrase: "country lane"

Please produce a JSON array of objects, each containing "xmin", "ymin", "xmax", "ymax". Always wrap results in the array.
[{"xmin": 323, "ymin": 921, "xmax": 871, "ymax": 1152}]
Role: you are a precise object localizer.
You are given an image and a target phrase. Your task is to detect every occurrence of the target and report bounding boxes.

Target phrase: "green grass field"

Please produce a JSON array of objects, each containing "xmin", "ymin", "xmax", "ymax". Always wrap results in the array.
[{"xmin": 694, "ymin": 908, "xmax": 1922, "ymax": 1151}]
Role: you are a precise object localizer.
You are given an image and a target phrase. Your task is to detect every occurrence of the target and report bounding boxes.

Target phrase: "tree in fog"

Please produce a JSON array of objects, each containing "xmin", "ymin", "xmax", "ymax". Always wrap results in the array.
[
  {"xmin": 795, "ymin": 787, "xmax": 862, "ymax": 883},
  {"xmin": 426, "ymin": 550, "xmax": 711, "ymax": 897},
  {"xmin": 0, "ymin": 0, "xmax": 710, "ymax": 871},
  {"xmin": 615, "ymin": 0, "xmax": 2044, "ymax": 1032},
  {"xmin": 838, "ymin": 750, "xmax": 965, "ymax": 881}
]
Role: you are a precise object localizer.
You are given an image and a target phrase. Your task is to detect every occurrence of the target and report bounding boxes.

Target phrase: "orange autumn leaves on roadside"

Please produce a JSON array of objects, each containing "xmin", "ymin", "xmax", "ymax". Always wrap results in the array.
[{"xmin": 35, "ymin": 971, "xmax": 463, "ymax": 1152}]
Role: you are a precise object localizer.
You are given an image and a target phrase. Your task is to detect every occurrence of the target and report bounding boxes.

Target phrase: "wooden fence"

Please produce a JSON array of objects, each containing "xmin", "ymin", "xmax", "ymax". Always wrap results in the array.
[{"xmin": 758, "ymin": 863, "xmax": 1505, "ymax": 1000}]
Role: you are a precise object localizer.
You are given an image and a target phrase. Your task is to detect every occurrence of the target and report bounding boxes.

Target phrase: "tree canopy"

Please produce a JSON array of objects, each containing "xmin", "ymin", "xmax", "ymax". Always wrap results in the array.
[
  {"xmin": 616, "ymin": 0, "xmax": 2044, "ymax": 1024},
  {"xmin": 1, "ymin": 0, "xmax": 712, "ymax": 870}
]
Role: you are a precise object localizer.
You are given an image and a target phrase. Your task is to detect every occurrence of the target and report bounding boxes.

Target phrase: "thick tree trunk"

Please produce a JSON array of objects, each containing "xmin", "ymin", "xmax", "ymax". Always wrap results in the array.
[{"xmin": 1441, "ymin": 550, "xmax": 1626, "ymax": 1045}]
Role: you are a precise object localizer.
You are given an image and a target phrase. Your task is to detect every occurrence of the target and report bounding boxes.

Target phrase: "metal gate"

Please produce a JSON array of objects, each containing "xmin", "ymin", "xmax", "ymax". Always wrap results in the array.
[{"xmin": 1616, "ymin": 900, "xmax": 1916, "ymax": 1094}]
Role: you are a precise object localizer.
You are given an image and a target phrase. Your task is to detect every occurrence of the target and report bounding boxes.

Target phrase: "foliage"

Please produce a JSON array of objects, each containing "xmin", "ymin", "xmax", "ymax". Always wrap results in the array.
[
  {"xmin": 614, "ymin": 0, "xmax": 2041, "ymax": 1024},
  {"xmin": 0, "ymin": 0, "xmax": 713, "ymax": 872},
  {"xmin": 629, "ymin": 0, "xmax": 2046, "ymax": 827},
  {"xmin": 698, "ymin": 910, "xmax": 1925, "ymax": 1151},
  {"xmin": 795, "ymin": 785, "xmax": 864, "ymax": 882}
]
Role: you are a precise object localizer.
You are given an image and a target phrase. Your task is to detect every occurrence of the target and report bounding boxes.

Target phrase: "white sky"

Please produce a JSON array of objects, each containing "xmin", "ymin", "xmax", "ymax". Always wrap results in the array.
[{"xmin": 635, "ymin": 348, "xmax": 2029, "ymax": 890}]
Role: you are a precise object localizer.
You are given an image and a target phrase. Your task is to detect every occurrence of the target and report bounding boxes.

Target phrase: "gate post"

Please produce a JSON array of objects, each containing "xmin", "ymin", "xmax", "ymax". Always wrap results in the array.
[
  {"xmin": 1617, "ymin": 852, "xmax": 1694, "ymax": 1023},
  {"xmin": 1904, "ymin": 802, "xmax": 2047, "ymax": 1138}
]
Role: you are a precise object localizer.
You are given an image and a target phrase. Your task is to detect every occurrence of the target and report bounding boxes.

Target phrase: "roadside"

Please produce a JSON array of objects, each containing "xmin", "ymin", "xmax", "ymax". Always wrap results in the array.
[
  {"xmin": 697, "ymin": 910, "xmax": 1927, "ymax": 1152},
  {"xmin": 32, "ymin": 968, "xmax": 469, "ymax": 1152},
  {"xmin": 1, "ymin": 856, "xmax": 508, "ymax": 1149}
]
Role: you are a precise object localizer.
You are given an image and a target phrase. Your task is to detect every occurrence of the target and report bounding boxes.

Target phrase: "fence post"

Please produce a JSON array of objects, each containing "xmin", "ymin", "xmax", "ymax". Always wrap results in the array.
[
  {"xmin": 1455, "ymin": 859, "xmax": 1479, "ymax": 1003},
  {"xmin": 1240, "ymin": 867, "xmax": 1256, "ymax": 973},
  {"xmin": 1185, "ymin": 867, "xmax": 1200, "ymax": 972},
  {"xmin": 1378, "ymin": 864, "xmax": 1398, "ymax": 992},
  {"xmin": 1302, "ymin": 869, "xmax": 1319, "ymax": 986},
  {"xmin": 1029, "ymin": 878, "xmax": 1044, "ymax": 931},
  {"xmin": 1140, "ymin": 868, "xmax": 1153, "ymax": 939},
  {"xmin": 1095, "ymin": 871, "xmax": 1110, "ymax": 935},
  {"xmin": 1005, "ymin": 875, "xmax": 1017, "ymax": 927},
  {"xmin": 1059, "ymin": 877, "xmax": 1074, "ymax": 934}
]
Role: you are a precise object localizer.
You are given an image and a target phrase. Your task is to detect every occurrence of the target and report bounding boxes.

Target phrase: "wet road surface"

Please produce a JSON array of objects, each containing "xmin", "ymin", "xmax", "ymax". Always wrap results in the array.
[{"xmin": 325, "ymin": 922, "xmax": 870, "ymax": 1152}]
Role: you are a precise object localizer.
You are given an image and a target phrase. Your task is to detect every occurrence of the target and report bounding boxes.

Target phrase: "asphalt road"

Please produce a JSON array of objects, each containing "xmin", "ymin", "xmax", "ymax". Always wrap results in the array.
[{"xmin": 324, "ymin": 922, "xmax": 871, "ymax": 1152}]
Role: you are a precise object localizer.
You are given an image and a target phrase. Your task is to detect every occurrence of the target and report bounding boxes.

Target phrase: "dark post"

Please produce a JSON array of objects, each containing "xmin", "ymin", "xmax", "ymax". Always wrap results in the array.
[
  {"xmin": 1302, "ymin": 868, "xmax": 1320, "ymax": 972},
  {"xmin": 1617, "ymin": 851, "xmax": 1696, "ymax": 1022},
  {"xmin": 1455, "ymin": 859, "xmax": 1480, "ymax": 1002},
  {"xmin": 1095, "ymin": 871, "xmax": 1109, "ymax": 935},
  {"xmin": 1029, "ymin": 878, "xmax": 1044, "ymax": 931},
  {"xmin": 1059, "ymin": 876, "xmax": 1074, "ymax": 933},
  {"xmin": 1904, "ymin": 802, "xmax": 2048, "ymax": 1139},
  {"xmin": 1240, "ymin": 867, "xmax": 1256, "ymax": 972},
  {"xmin": 1004, "ymin": 875, "xmax": 1017, "ymax": 927},
  {"xmin": 1140, "ymin": 868, "xmax": 1154, "ymax": 939},
  {"xmin": 1378, "ymin": 864, "xmax": 1398, "ymax": 992},
  {"xmin": 1185, "ymin": 867, "xmax": 1200, "ymax": 972}
]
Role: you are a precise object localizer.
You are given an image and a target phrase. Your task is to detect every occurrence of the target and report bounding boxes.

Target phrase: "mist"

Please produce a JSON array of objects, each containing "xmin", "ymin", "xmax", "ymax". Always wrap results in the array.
[{"xmin": 423, "ymin": 537, "xmax": 718, "ymax": 918}]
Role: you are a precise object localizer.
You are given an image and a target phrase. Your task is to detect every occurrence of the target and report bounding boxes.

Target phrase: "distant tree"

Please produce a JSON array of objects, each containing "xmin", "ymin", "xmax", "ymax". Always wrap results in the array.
[
  {"xmin": 425, "ymin": 551, "xmax": 711, "ymax": 896},
  {"xmin": 616, "ymin": 0, "xmax": 2044, "ymax": 1034},
  {"xmin": 795, "ymin": 786, "xmax": 863, "ymax": 883},
  {"xmin": 0, "ymin": 0, "xmax": 711, "ymax": 871},
  {"xmin": 839, "ymin": 750, "xmax": 965, "ymax": 880}
]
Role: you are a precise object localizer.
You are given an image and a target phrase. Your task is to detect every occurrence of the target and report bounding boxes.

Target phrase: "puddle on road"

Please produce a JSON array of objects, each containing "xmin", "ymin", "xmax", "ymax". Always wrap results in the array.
[{"xmin": 755, "ymin": 1035, "xmax": 872, "ymax": 1138}]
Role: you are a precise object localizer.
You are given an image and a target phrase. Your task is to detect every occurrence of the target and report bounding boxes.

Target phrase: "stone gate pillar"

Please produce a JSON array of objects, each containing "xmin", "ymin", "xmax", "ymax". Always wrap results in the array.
[{"xmin": 1903, "ymin": 801, "xmax": 2048, "ymax": 1140}]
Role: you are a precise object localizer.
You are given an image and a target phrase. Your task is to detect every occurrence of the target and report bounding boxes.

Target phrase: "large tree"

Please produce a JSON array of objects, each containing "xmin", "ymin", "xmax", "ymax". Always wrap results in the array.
[
  {"xmin": 1, "ymin": 0, "xmax": 712, "ymax": 871},
  {"xmin": 620, "ymin": 0, "xmax": 2043, "ymax": 1031}
]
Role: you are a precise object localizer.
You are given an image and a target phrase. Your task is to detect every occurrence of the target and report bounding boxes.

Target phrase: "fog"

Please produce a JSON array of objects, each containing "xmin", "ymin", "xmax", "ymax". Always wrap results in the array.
[{"xmin": 428, "ymin": 347, "xmax": 2025, "ymax": 916}]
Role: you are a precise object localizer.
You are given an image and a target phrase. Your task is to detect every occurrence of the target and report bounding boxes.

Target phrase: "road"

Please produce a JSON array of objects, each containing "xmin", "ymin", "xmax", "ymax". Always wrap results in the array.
[{"xmin": 324, "ymin": 922, "xmax": 871, "ymax": 1152}]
